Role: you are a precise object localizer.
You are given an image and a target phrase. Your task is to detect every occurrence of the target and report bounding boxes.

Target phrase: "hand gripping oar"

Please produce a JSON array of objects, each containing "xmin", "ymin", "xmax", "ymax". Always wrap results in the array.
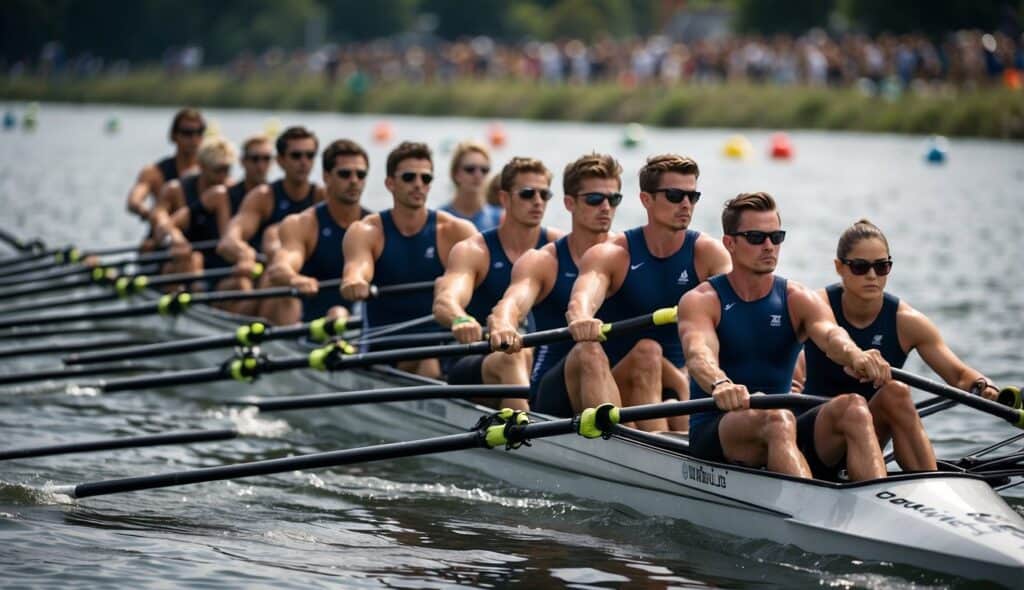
[
  {"xmin": 0, "ymin": 239, "xmax": 220, "ymax": 282},
  {"xmin": 0, "ymin": 264, "xmax": 262, "ymax": 315},
  {"xmin": 0, "ymin": 278, "xmax": 348, "ymax": 331},
  {"xmin": 96, "ymin": 307, "xmax": 679, "ymax": 393},
  {"xmin": 0, "ymin": 385, "xmax": 529, "ymax": 461},
  {"xmin": 49, "ymin": 394, "xmax": 826, "ymax": 499},
  {"xmin": 0, "ymin": 239, "xmax": 219, "ymax": 286},
  {"xmin": 893, "ymin": 368, "xmax": 1024, "ymax": 428}
]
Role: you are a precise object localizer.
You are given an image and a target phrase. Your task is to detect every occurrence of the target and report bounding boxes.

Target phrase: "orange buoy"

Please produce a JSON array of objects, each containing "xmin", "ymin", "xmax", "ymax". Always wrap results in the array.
[
  {"xmin": 769, "ymin": 132, "xmax": 793, "ymax": 160},
  {"xmin": 372, "ymin": 121, "xmax": 394, "ymax": 144},
  {"xmin": 487, "ymin": 123, "xmax": 507, "ymax": 148}
]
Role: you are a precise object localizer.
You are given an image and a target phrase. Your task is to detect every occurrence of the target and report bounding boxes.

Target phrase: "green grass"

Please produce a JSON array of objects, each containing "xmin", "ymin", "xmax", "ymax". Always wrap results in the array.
[{"xmin": 2, "ymin": 71, "xmax": 1021, "ymax": 139}]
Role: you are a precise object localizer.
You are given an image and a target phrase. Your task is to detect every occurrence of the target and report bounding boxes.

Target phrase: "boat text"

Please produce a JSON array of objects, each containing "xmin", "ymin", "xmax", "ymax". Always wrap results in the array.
[{"xmin": 682, "ymin": 463, "xmax": 727, "ymax": 489}]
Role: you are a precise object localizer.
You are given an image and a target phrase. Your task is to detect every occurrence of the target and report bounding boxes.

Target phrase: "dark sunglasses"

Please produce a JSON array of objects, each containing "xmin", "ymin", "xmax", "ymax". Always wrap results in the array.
[
  {"xmin": 581, "ymin": 192, "xmax": 623, "ymax": 207},
  {"xmin": 841, "ymin": 257, "xmax": 893, "ymax": 276},
  {"xmin": 244, "ymin": 153, "xmax": 272, "ymax": 163},
  {"xmin": 335, "ymin": 168, "xmax": 368, "ymax": 180},
  {"xmin": 176, "ymin": 126, "xmax": 205, "ymax": 137},
  {"xmin": 655, "ymin": 188, "xmax": 701, "ymax": 204},
  {"xmin": 517, "ymin": 187, "xmax": 552, "ymax": 201},
  {"xmin": 729, "ymin": 230, "xmax": 787, "ymax": 245},
  {"xmin": 400, "ymin": 171, "xmax": 433, "ymax": 184},
  {"xmin": 462, "ymin": 165, "xmax": 490, "ymax": 175},
  {"xmin": 287, "ymin": 150, "xmax": 317, "ymax": 161}
]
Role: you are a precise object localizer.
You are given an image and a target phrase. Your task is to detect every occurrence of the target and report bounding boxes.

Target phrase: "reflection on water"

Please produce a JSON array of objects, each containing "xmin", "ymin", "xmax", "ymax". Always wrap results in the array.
[{"xmin": 0, "ymin": 104, "xmax": 1022, "ymax": 588}]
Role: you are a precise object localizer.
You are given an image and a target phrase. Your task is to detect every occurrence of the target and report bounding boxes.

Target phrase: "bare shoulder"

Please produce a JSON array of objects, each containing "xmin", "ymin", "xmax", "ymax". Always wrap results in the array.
[
  {"xmin": 352, "ymin": 213, "xmax": 384, "ymax": 233},
  {"xmin": 450, "ymin": 232, "xmax": 488, "ymax": 257},
  {"xmin": 679, "ymin": 281, "xmax": 720, "ymax": 315},
  {"xmin": 896, "ymin": 299, "xmax": 932, "ymax": 332},
  {"xmin": 313, "ymin": 184, "xmax": 327, "ymax": 202},
  {"xmin": 436, "ymin": 211, "xmax": 477, "ymax": 239},
  {"xmin": 544, "ymin": 226, "xmax": 566, "ymax": 242},
  {"xmin": 610, "ymin": 232, "xmax": 628, "ymax": 247},
  {"xmin": 517, "ymin": 245, "xmax": 557, "ymax": 270},
  {"xmin": 694, "ymin": 232, "xmax": 727, "ymax": 256}
]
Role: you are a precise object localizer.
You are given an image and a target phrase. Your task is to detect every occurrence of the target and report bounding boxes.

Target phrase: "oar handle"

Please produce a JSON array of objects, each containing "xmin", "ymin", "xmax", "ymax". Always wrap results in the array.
[{"xmin": 893, "ymin": 368, "xmax": 1024, "ymax": 428}]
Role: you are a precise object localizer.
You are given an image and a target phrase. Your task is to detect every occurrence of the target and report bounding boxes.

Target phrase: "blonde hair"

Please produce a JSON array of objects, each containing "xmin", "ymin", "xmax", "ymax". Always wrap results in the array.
[
  {"xmin": 450, "ymin": 140, "xmax": 491, "ymax": 182},
  {"xmin": 198, "ymin": 136, "xmax": 238, "ymax": 168}
]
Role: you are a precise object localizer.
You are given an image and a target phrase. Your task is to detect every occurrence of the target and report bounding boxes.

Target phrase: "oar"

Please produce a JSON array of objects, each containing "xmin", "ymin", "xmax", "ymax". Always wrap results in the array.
[
  {"xmin": 0, "ymin": 265, "xmax": 158, "ymax": 303},
  {"xmin": 0, "ymin": 243, "xmax": 132, "ymax": 275},
  {"xmin": 0, "ymin": 279, "xmax": 348, "ymax": 330},
  {"xmin": 51, "ymin": 394, "xmax": 826, "ymax": 498},
  {"xmin": 65, "ymin": 314, "xmax": 362, "ymax": 365},
  {"xmin": 0, "ymin": 363, "xmax": 167, "ymax": 387},
  {"xmin": 0, "ymin": 336, "xmax": 149, "ymax": 360},
  {"xmin": 0, "ymin": 239, "xmax": 219, "ymax": 281},
  {"xmin": 97, "ymin": 308, "xmax": 678, "ymax": 393},
  {"xmin": 0, "ymin": 265, "xmax": 257, "ymax": 315},
  {"xmin": 0, "ymin": 228, "xmax": 46, "ymax": 259},
  {"xmin": 0, "ymin": 326, "xmax": 129, "ymax": 342},
  {"xmin": 0, "ymin": 239, "xmax": 219, "ymax": 286},
  {"xmin": 0, "ymin": 385, "xmax": 529, "ymax": 461},
  {"xmin": 893, "ymin": 368, "xmax": 1024, "ymax": 428}
]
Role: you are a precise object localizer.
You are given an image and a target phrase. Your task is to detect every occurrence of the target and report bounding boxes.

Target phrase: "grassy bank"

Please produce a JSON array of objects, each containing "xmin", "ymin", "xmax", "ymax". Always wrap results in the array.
[{"xmin": 3, "ymin": 71, "xmax": 1023, "ymax": 139}]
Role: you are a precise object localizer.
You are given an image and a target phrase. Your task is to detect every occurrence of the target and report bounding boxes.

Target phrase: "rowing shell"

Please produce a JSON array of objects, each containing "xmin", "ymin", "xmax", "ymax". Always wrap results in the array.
[{"xmin": 37, "ymin": 292, "xmax": 1024, "ymax": 586}]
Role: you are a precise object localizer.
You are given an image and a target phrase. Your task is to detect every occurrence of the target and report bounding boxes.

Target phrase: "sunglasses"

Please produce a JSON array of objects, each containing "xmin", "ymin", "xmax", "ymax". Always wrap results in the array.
[
  {"xmin": 335, "ymin": 168, "xmax": 368, "ymax": 180},
  {"xmin": 517, "ymin": 187, "xmax": 552, "ymax": 201},
  {"xmin": 287, "ymin": 150, "xmax": 317, "ymax": 161},
  {"xmin": 655, "ymin": 188, "xmax": 701, "ymax": 204},
  {"xmin": 244, "ymin": 153, "xmax": 272, "ymax": 163},
  {"xmin": 400, "ymin": 171, "xmax": 433, "ymax": 184},
  {"xmin": 841, "ymin": 257, "xmax": 893, "ymax": 276},
  {"xmin": 729, "ymin": 230, "xmax": 787, "ymax": 245},
  {"xmin": 176, "ymin": 126, "xmax": 206, "ymax": 137},
  {"xmin": 581, "ymin": 192, "xmax": 623, "ymax": 207},
  {"xmin": 462, "ymin": 165, "xmax": 490, "ymax": 175}
]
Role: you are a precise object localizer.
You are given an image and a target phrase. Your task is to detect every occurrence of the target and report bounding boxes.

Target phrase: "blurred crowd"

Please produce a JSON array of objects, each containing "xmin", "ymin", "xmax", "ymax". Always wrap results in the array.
[{"xmin": 18, "ymin": 29, "xmax": 1024, "ymax": 92}]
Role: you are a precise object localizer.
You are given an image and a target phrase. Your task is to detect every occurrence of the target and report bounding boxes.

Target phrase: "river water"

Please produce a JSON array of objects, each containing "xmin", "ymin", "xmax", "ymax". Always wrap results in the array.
[{"xmin": 0, "ymin": 103, "xmax": 1023, "ymax": 589}]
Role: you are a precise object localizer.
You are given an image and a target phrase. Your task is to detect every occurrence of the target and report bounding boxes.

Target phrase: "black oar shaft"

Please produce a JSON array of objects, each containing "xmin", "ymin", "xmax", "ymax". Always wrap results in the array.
[
  {"xmin": 251, "ymin": 384, "xmax": 529, "ymax": 412},
  {"xmin": 100, "ymin": 367, "xmax": 225, "ymax": 393},
  {"xmin": 0, "ymin": 337, "xmax": 146, "ymax": 360},
  {"xmin": 893, "ymin": 368, "xmax": 1024, "ymax": 427},
  {"xmin": 0, "ymin": 363, "xmax": 163, "ymax": 386},
  {"xmin": 0, "ymin": 429, "xmax": 238, "ymax": 461},
  {"xmin": 0, "ymin": 239, "xmax": 219, "ymax": 282},
  {"xmin": 64, "ymin": 432, "xmax": 482, "ymax": 498}
]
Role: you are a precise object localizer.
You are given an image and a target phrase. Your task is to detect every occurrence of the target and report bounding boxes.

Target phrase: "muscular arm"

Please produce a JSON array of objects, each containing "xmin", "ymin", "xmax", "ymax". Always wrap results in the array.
[
  {"xmin": 126, "ymin": 165, "xmax": 163, "ymax": 221},
  {"xmin": 900, "ymin": 304, "xmax": 996, "ymax": 395},
  {"xmin": 566, "ymin": 242, "xmax": 626, "ymax": 325},
  {"xmin": 217, "ymin": 187, "xmax": 271, "ymax": 264},
  {"xmin": 488, "ymin": 248, "xmax": 556, "ymax": 352},
  {"xmin": 436, "ymin": 213, "xmax": 479, "ymax": 267},
  {"xmin": 679, "ymin": 287, "xmax": 727, "ymax": 392},
  {"xmin": 151, "ymin": 182, "xmax": 184, "ymax": 243},
  {"xmin": 266, "ymin": 214, "xmax": 314, "ymax": 287},
  {"xmin": 433, "ymin": 237, "xmax": 487, "ymax": 327},
  {"xmin": 339, "ymin": 219, "xmax": 382, "ymax": 301},
  {"xmin": 694, "ymin": 234, "xmax": 732, "ymax": 281}
]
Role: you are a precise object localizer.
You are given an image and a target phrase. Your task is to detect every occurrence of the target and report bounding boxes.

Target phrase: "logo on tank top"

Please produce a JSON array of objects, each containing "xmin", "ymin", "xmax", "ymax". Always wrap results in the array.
[
  {"xmin": 630, "ymin": 262, "xmax": 645, "ymax": 270},
  {"xmin": 321, "ymin": 227, "xmax": 332, "ymax": 237},
  {"xmin": 278, "ymin": 200, "xmax": 289, "ymax": 211},
  {"xmin": 677, "ymin": 270, "xmax": 690, "ymax": 285},
  {"xmin": 563, "ymin": 272, "xmax": 577, "ymax": 278},
  {"xmin": 770, "ymin": 314, "xmax": 782, "ymax": 327},
  {"xmin": 872, "ymin": 334, "xmax": 883, "ymax": 346},
  {"xmin": 724, "ymin": 302, "xmax": 737, "ymax": 311},
  {"xmin": 493, "ymin": 261, "xmax": 505, "ymax": 269},
  {"xmin": 425, "ymin": 246, "xmax": 435, "ymax": 259}
]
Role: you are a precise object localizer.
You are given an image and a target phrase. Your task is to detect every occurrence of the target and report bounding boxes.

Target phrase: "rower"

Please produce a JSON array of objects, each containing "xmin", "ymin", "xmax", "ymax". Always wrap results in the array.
[
  {"xmin": 678, "ymin": 192, "xmax": 891, "ymax": 481},
  {"xmin": 565, "ymin": 155, "xmax": 731, "ymax": 432},
  {"xmin": 262, "ymin": 139, "xmax": 372, "ymax": 325},
  {"xmin": 127, "ymin": 108, "xmax": 204, "ymax": 240},
  {"xmin": 488, "ymin": 153, "xmax": 621, "ymax": 414},
  {"xmin": 440, "ymin": 141, "xmax": 502, "ymax": 231},
  {"xmin": 798, "ymin": 219, "xmax": 1002, "ymax": 475},
  {"xmin": 222, "ymin": 135, "xmax": 274, "ymax": 216},
  {"xmin": 152, "ymin": 136, "xmax": 237, "ymax": 283},
  {"xmin": 341, "ymin": 141, "xmax": 477, "ymax": 377},
  {"xmin": 433, "ymin": 157, "xmax": 563, "ymax": 410},
  {"xmin": 215, "ymin": 126, "xmax": 325, "ymax": 312}
]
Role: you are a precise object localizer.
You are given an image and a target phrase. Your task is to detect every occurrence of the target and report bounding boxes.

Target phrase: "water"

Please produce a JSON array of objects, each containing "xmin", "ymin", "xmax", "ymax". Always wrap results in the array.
[{"xmin": 1, "ymin": 103, "xmax": 1023, "ymax": 588}]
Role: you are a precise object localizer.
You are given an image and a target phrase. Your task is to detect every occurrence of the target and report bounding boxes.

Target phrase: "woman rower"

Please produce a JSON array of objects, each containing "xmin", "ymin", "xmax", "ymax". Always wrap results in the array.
[
  {"xmin": 440, "ymin": 141, "xmax": 502, "ymax": 231},
  {"xmin": 799, "ymin": 219, "xmax": 1001, "ymax": 475}
]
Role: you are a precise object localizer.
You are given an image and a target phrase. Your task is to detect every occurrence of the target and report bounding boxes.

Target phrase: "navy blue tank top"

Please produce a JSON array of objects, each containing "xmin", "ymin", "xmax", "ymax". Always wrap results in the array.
[
  {"xmin": 690, "ymin": 275, "xmax": 803, "ymax": 434},
  {"xmin": 298, "ymin": 203, "xmax": 372, "ymax": 321},
  {"xmin": 363, "ymin": 209, "xmax": 445, "ymax": 336},
  {"xmin": 804, "ymin": 284, "xmax": 907, "ymax": 399},
  {"xmin": 464, "ymin": 228, "xmax": 549, "ymax": 323},
  {"xmin": 441, "ymin": 202, "xmax": 502, "ymax": 231},
  {"xmin": 251, "ymin": 180, "xmax": 316, "ymax": 251},
  {"xmin": 181, "ymin": 175, "xmax": 228, "ymax": 272},
  {"xmin": 156, "ymin": 156, "xmax": 179, "ymax": 183},
  {"xmin": 227, "ymin": 182, "xmax": 249, "ymax": 216},
  {"xmin": 603, "ymin": 228, "xmax": 701, "ymax": 367}
]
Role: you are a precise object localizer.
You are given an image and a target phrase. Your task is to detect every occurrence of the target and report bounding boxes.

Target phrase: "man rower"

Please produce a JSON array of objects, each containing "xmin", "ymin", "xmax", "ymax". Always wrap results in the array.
[
  {"xmin": 341, "ymin": 141, "xmax": 477, "ymax": 377},
  {"xmin": 262, "ymin": 139, "xmax": 372, "ymax": 325},
  {"xmin": 220, "ymin": 134, "xmax": 274, "ymax": 218},
  {"xmin": 678, "ymin": 192, "xmax": 891, "ymax": 481},
  {"xmin": 215, "ymin": 126, "xmax": 325, "ymax": 311},
  {"xmin": 441, "ymin": 141, "xmax": 502, "ymax": 231},
  {"xmin": 433, "ymin": 156, "xmax": 563, "ymax": 409},
  {"xmin": 152, "ymin": 136, "xmax": 237, "ymax": 282},
  {"xmin": 565, "ymin": 154, "xmax": 731, "ymax": 432},
  {"xmin": 798, "ymin": 219, "xmax": 1003, "ymax": 475},
  {"xmin": 487, "ymin": 153, "xmax": 621, "ymax": 414},
  {"xmin": 127, "ymin": 108, "xmax": 204, "ymax": 242}
]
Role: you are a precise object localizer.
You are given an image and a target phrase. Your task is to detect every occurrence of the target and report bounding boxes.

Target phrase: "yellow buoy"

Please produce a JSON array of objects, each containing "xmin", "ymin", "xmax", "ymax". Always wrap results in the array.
[{"xmin": 723, "ymin": 135, "xmax": 752, "ymax": 160}]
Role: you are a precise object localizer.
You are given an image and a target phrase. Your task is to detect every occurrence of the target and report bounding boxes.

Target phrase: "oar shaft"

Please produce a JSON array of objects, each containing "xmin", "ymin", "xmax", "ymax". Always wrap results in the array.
[
  {"xmin": 0, "ymin": 429, "xmax": 238, "ymax": 461},
  {"xmin": 99, "ymin": 367, "xmax": 225, "ymax": 393},
  {"xmin": 0, "ymin": 363, "xmax": 163, "ymax": 387},
  {"xmin": 61, "ymin": 432, "xmax": 482, "ymax": 499},
  {"xmin": 252, "ymin": 384, "xmax": 529, "ymax": 412},
  {"xmin": 0, "ymin": 239, "xmax": 219, "ymax": 281},
  {"xmin": 893, "ymin": 368, "xmax": 1024, "ymax": 427},
  {"xmin": 0, "ymin": 336, "xmax": 146, "ymax": 360}
]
